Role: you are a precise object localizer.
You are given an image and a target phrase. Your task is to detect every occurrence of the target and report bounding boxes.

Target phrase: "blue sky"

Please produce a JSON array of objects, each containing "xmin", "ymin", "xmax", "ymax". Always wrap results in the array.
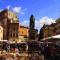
[{"xmin": 0, "ymin": 0, "xmax": 60, "ymax": 30}]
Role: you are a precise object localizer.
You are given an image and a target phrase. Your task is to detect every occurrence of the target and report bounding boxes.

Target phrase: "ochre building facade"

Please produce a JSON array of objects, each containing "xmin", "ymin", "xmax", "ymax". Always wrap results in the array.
[{"xmin": 19, "ymin": 26, "xmax": 29, "ymax": 38}]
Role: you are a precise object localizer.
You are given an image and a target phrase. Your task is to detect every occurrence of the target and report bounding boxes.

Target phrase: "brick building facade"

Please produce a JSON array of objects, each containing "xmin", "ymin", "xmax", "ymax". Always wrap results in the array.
[{"xmin": 39, "ymin": 18, "xmax": 60, "ymax": 41}]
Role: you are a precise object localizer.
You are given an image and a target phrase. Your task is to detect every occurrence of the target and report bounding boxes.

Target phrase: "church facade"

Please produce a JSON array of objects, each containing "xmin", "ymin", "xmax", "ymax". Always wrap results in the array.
[{"xmin": 0, "ymin": 9, "xmax": 19, "ymax": 41}]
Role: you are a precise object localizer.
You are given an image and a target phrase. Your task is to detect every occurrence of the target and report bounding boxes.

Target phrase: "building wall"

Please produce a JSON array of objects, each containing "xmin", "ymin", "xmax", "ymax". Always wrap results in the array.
[
  {"xmin": 55, "ymin": 23, "xmax": 60, "ymax": 34},
  {"xmin": 9, "ymin": 23, "xmax": 19, "ymax": 41},
  {"xmin": 0, "ymin": 9, "xmax": 19, "ymax": 41},
  {"xmin": 39, "ymin": 18, "xmax": 60, "ymax": 40},
  {"xmin": 19, "ymin": 26, "xmax": 29, "ymax": 38},
  {"xmin": 43, "ymin": 26, "xmax": 56, "ymax": 38},
  {"xmin": 0, "ymin": 11, "xmax": 8, "ymax": 40},
  {"xmin": 43, "ymin": 27, "xmax": 49, "ymax": 38},
  {"xmin": 39, "ymin": 24, "xmax": 56, "ymax": 40},
  {"xmin": 0, "ymin": 26, "xmax": 3, "ymax": 40}
]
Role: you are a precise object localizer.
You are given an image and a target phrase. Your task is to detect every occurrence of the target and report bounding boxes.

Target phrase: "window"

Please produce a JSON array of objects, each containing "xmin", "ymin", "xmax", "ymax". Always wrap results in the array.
[
  {"xmin": 22, "ymin": 32, "xmax": 23, "ymax": 34},
  {"xmin": 10, "ymin": 33, "xmax": 12, "ymax": 37},
  {"xmin": 13, "ymin": 33, "xmax": 15, "ymax": 37},
  {"xmin": 16, "ymin": 33, "xmax": 18, "ymax": 37}
]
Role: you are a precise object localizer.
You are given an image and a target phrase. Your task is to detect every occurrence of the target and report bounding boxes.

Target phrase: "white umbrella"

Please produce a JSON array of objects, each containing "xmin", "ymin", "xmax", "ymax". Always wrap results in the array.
[
  {"xmin": 52, "ymin": 34, "xmax": 60, "ymax": 38},
  {"xmin": 41, "ymin": 34, "xmax": 60, "ymax": 41},
  {"xmin": 41, "ymin": 37, "xmax": 51, "ymax": 41}
]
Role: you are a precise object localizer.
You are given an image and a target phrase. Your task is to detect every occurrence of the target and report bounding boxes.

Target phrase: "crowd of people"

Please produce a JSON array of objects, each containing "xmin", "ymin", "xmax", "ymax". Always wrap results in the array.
[{"xmin": 0, "ymin": 53, "xmax": 19, "ymax": 60}]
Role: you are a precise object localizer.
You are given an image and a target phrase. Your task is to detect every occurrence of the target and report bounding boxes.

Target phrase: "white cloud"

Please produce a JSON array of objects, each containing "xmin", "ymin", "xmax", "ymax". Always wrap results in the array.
[
  {"xmin": 20, "ymin": 16, "xmax": 56, "ymax": 32},
  {"xmin": 35, "ymin": 16, "xmax": 56, "ymax": 32},
  {"xmin": 12, "ymin": 7, "xmax": 22, "ymax": 13},
  {"xmin": 6, "ymin": 6, "xmax": 27, "ymax": 15},
  {"xmin": 39, "ymin": 16, "xmax": 56, "ymax": 25},
  {"xmin": 12, "ymin": 7, "xmax": 27, "ymax": 15},
  {"xmin": 0, "ymin": 9, "xmax": 3, "ymax": 12},
  {"xmin": 7, "ymin": 5, "xmax": 10, "ymax": 10},
  {"xmin": 20, "ymin": 20, "xmax": 29, "ymax": 27}
]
